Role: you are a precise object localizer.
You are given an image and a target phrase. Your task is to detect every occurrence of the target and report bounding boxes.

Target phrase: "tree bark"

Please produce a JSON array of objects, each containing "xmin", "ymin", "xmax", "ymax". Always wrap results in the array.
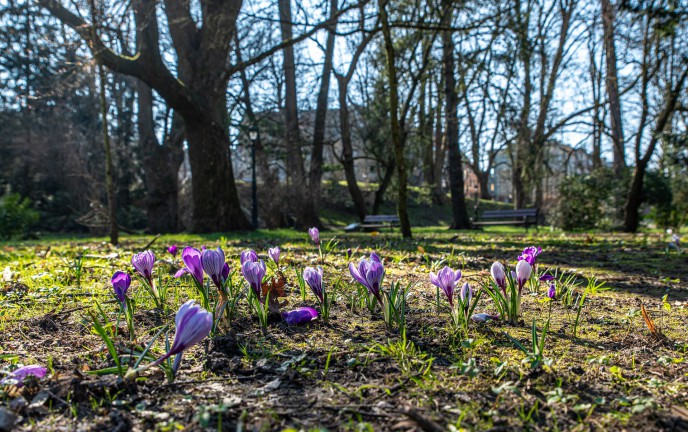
[
  {"xmin": 137, "ymin": 80, "xmax": 184, "ymax": 233},
  {"xmin": 305, "ymin": 0, "xmax": 338, "ymax": 229},
  {"xmin": 96, "ymin": 63, "xmax": 118, "ymax": 245},
  {"xmin": 379, "ymin": 0, "xmax": 412, "ymax": 238},
  {"xmin": 337, "ymin": 76, "xmax": 368, "ymax": 221},
  {"xmin": 601, "ymin": 0, "xmax": 626, "ymax": 176},
  {"xmin": 432, "ymin": 86, "xmax": 445, "ymax": 205},
  {"xmin": 40, "ymin": 0, "xmax": 252, "ymax": 232},
  {"xmin": 279, "ymin": 0, "xmax": 307, "ymax": 228},
  {"xmin": 442, "ymin": 11, "xmax": 470, "ymax": 230}
]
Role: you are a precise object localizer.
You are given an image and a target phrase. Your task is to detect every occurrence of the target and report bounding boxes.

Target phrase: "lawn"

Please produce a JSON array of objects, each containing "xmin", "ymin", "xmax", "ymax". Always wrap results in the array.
[{"xmin": 1, "ymin": 228, "xmax": 687, "ymax": 431}]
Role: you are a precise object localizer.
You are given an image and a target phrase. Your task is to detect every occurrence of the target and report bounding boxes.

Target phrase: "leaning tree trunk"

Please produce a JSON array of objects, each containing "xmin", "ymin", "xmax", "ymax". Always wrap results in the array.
[
  {"xmin": 622, "ymin": 162, "xmax": 645, "ymax": 233},
  {"xmin": 337, "ymin": 76, "xmax": 368, "ymax": 222}
]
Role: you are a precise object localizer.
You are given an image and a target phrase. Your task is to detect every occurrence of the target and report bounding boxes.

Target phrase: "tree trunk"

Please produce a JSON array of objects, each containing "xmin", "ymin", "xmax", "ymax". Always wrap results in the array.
[
  {"xmin": 337, "ymin": 76, "xmax": 368, "ymax": 222},
  {"xmin": 622, "ymin": 162, "xmax": 645, "ymax": 232},
  {"xmin": 442, "ymin": 11, "xmax": 470, "ymax": 230},
  {"xmin": 137, "ymin": 80, "xmax": 184, "ymax": 233},
  {"xmin": 478, "ymin": 171, "xmax": 491, "ymax": 200},
  {"xmin": 372, "ymin": 157, "xmax": 395, "ymax": 215},
  {"xmin": 279, "ymin": 0, "xmax": 307, "ymax": 227},
  {"xmin": 380, "ymin": 0, "xmax": 412, "ymax": 238},
  {"xmin": 96, "ymin": 64, "xmax": 119, "ymax": 245},
  {"xmin": 432, "ymin": 95, "xmax": 445, "ymax": 205},
  {"xmin": 305, "ymin": 0, "xmax": 338, "ymax": 229},
  {"xmin": 601, "ymin": 0, "xmax": 625, "ymax": 176},
  {"xmin": 185, "ymin": 111, "xmax": 251, "ymax": 232}
]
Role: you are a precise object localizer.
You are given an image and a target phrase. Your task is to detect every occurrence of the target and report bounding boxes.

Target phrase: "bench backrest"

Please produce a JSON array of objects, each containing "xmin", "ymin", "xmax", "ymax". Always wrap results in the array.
[
  {"xmin": 364, "ymin": 215, "xmax": 400, "ymax": 223},
  {"xmin": 481, "ymin": 208, "xmax": 539, "ymax": 219}
]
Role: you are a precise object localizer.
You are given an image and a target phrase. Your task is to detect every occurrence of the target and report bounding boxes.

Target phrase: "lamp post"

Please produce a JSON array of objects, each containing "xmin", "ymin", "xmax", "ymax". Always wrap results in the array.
[{"xmin": 248, "ymin": 125, "xmax": 259, "ymax": 228}]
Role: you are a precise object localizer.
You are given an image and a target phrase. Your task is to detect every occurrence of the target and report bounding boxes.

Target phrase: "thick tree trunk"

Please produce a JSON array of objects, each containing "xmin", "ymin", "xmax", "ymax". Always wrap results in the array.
[
  {"xmin": 478, "ymin": 171, "xmax": 491, "ymax": 200},
  {"xmin": 432, "ymin": 98, "xmax": 445, "ymax": 205},
  {"xmin": 137, "ymin": 81, "xmax": 183, "ymax": 233},
  {"xmin": 337, "ymin": 77, "xmax": 367, "ymax": 222},
  {"xmin": 380, "ymin": 0, "xmax": 412, "ymax": 238},
  {"xmin": 185, "ymin": 112, "xmax": 251, "ymax": 232},
  {"xmin": 601, "ymin": 0, "xmax": 625, "ymax": 175},
  {"xmin": 442, "ymin": 14, "xmax": 470, "ymax": 230}
]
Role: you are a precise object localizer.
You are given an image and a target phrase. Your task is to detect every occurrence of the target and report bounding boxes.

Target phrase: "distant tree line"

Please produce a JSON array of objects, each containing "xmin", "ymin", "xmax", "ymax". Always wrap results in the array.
[{"xmin": 0, "ymin": 0, "xmax": 686, "ymax": 242}]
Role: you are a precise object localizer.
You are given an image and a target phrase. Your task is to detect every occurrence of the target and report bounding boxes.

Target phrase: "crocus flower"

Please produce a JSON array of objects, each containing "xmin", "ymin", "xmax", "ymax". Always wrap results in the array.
[
  {"xmin": 459, "ymin": 281, "xmax": 473, "ymax": 307},
  {"xmin": 282, "ymin": 307, "xmax": 318, "ymax": 325},
  {"xmin": 0, "ymin": 365, "xmax": 47, "ymax": 387},
  {"xmin": 349, "ymin": 253, "xmax": 385, "ymax": 305},
  {"xmin": 346, "ymin": 248, "xmax": 352, "ymax": 260},
  {"xmin": 308, "ymin": 227, "xmax": 320, "ymax": 244},
  {"xmin": 515, "ymin": 260, "xmax": 532, "ymax": 292},
  {"xmin": 471, "ymin": 313, "xmax": 499, "ymax": 323},
  {"xmin": 429, "ymin": 266, "xmax": 462, "ymax": 307},
  {"xmin": 303, "ymin": 266, "xmax": 324, "ymax": 302},
  {"xmin": 268, "ymin": 247, "xmax": 280, "ymax": 265},
  {"xmin": 548, "ymin": 282, "xmax": 556, "ymax": 299},
  {"xmin": 132, "ymin": 250, "xmax": 155, "ymax": 284},
  {"xmin": 490, "ymin": 261, "xmax": 507, "ymax": 293},
  {"xmin": 539, "ymin": 273, "xmax": 555, "ymax": 282},
  {"xmin": 518, "ymin": 246, "xmax": 542, "ymax": 266},
  {"xmin": 240, "ymin": 249, "xmax": 259, "ymax": 265},
  {"xmin": 242, "ymin": 259, "xmax": 266, "ymax": 298},
  {"xmin": 111, "ymin": 271, "xmax": 131, "ymax": 304},
  {"xmin": 167, "ymin": 245, "xmax": 178, "ymax": 257},
  {"xmin": 174, "ymin": 247, "xmax": 204, "ymax": 286},
  {"xmin": 201, "ymin": 247, "xmax": 226, "ymax": 289},
  {"xmin": 158, "ymin": 300, "xmax": 212, "ymax": 374}
]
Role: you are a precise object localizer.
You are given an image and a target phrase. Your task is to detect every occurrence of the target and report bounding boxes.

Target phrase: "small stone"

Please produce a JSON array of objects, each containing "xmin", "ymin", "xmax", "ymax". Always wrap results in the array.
[
  {"xmin": 9, "ymin": 397, "xmax": 27, "ymax": 411},
  {"xmin": 0, "ymin": 408, "xmax": 17, "ymax": 432}
]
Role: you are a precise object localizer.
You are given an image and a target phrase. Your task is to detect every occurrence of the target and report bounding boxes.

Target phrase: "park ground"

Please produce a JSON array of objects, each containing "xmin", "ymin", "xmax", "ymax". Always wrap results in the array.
[{"xmin": 1, "ymin": 227, "xmax": 687, "ymax": 431}]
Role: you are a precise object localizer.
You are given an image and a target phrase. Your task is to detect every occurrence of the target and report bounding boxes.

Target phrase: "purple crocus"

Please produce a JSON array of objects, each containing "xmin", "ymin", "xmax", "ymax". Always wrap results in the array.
[
  {"xmin": 168, "ymin": 245, "xmax": 178, "ymax": 258},
  {"xmin": 459, "ymin": 282, "xmax": 473, "ymax": 307},
  {"xmin": 159, "ymin": 300, "xmax": 212, "ymax": 374},
  {"xmin": 547, "ymin": 282, "xmax": 556, "ymax": 299},
  {"xmin": 0, "ymin": 365, "xmax": 48, "ymax": 387},
  {"xmin": 490, "ymin": 262, "xmax": 507, "ymax": 293},
  {"xmin": 174, "ymin": 247, "xmax": 204, "ymax": 287},
  {"xmin": 515, "ymin": 260, "xmax": 532, "ymax": 292},
  {"xmin": 518, "ymin": 246, "xmax": 542, "ymax": 266},
  {"xmin": 201, "ymin": 247, "xmax": 226, "ymax": 289},
  {"xmin": 268, "ymin": 247, "xmax": 280, "ymax": 266},
  {"xmin": 132, "ymin": 250, "xmax": 155, "ymax": 285},
  {"xmin": 282, "ymin": 307, "xmax": 318, "ymax": 325},
  {"xmin": 303, "ymin": 266, "xmax": 324, "ymax": 303},
  {"xmin": 308, "ymin": 227, "xmax": 320, "ymax": 244},
  {"xmin": 111, "ymin": 271, "xmax": 131, "ymax": 304},
  {"xmin": 242, "ymin": 259, "xmax": 267, "ymax": 298},
  {"xmin": 471, "ymin": 313, "xmax": 499, "ymax": 323},
  {"xmin": 349, "ymin": 253, "xmax": 385, "ymax": 304},
  {"xmin": 429, "ymin": 266, "xmax": 462, "ymax": 307},
  {"xmin": 240, "ymin": 249, "xmax": 259, "ymax": 265},
  {"xmin": 539, "ymin": 273, "xmax": 555, "ymax": 282},
  {"xmin": 346, "ymin": 248, "xmax": 352, "ymax": 260}
]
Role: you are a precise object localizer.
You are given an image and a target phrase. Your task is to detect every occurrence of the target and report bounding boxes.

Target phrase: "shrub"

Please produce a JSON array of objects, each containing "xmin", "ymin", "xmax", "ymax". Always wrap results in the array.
[{"xmin": 0, "ymin": 193, "xmax": 39, "ymax": 240}]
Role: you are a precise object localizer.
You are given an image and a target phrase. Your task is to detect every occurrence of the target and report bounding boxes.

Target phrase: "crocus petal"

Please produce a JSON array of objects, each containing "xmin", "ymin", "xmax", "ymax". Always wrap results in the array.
[
  {"xmin": 201, "ymin": 247, "xmax": 225, "ymax": 289},
  {"xmin": 303, "ymin": 266, "xmax": 324, "ymax": 302},
  {"xmin": 308, "ymin": 227, "xmax": 320, "ymax": 243},
  {"xmin": 240, "ymin": 250, "xmax": 259, "ymax": 265},
  {"xmin": 515, "ymin": 260, "xmax": 532, "ymax": 291},
  {"xmin": 268, "ymin": 247, "xmax": 280, "ymax": 265},
  {"xmin": 181, "ymin": 247, "xmax": 204, "ymax": 286},
  {"xmin": 174, "ymin": 267, "xmax": 189, "ymax": 278},
  {"xmin": 111, "ymin": 271, "xmax": 131, "ymax": 304},
  {"xmin": 471, "ymin": 313, "xmax": 499, "ymax": 323},
  {"xmin": 548, "ymin": 283, "xmax": 556, "ymax": 299},
  {"xmin": 490, "ymin": 262, "xmax": 507, "ymax": 291},
  {"xmin": 242, "ymin": 260, "xmax": 266, "ymax": 297},
  {"xmin": 539, "ymin": 274, "xmax": 555, "ymax": 282},
  {"xmin": 282, "ymin": 307, "xmax": 318, "ymax": 325},
  {"xmin": 169, "ymin": 300, "xmax": 212, "ymax": 355},
  {"xmin": 167, "ymin": 245, "xmax": 178, "ymax": 257},
  {"xmin": 460, "ymin": 281, "xmax": 472, "ymax": 305},
  {"xmin": 0, "ymin": 365, "xmax": 48, "ymax": 387},
  {"xmin": 131, "ymin": 250, "xmax": 155, "ymax": 281}
]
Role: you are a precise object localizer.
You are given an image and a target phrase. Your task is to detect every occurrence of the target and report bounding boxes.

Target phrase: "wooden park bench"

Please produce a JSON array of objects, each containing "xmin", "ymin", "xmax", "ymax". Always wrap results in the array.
[
  {"xmin": 471, "ymin": 208, "xmax": 540, "ymax": 231},
  {"xmin": 344, "ymin": 214, "xmax": 401, "ymax": 232}
]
